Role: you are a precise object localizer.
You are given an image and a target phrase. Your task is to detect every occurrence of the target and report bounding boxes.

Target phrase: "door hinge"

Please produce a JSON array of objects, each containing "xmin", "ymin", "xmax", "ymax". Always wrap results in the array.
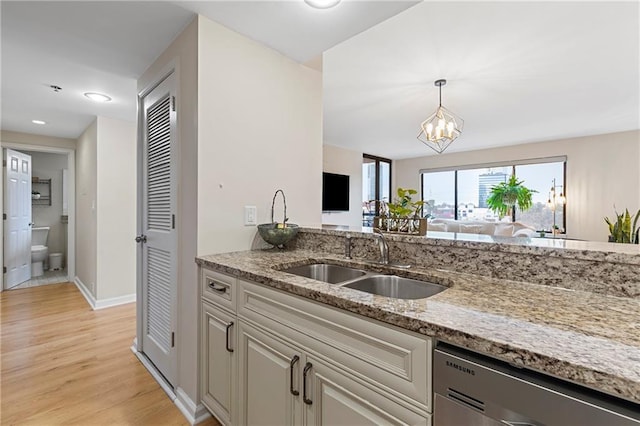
[
  {"xmin": 2, "ymin": 160, "xmax": 6, "ymax": 167},
  {"xmin": 171, "ymin": 96, "xmax": 176, "ymax": 112},
  {"xmin": 3, "ymin": 267, "xmax": 6, "ymax": 274},
  {"xmin": 172, "ymin": 214, "xmax": 175, "ymax": 229},
  {"xmin": 2, "ymin": 213, "xmax": 5, "ymax": 220},
  {"xmin": 171, "ymin": 332, "xmax": 175, "ymax": 348}
]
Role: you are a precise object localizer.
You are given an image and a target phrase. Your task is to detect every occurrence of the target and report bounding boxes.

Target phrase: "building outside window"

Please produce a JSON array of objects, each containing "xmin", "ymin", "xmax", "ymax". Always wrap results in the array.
[{"xmin": 421, "ymin": 159, "xmax": 566, "ymax": 233}]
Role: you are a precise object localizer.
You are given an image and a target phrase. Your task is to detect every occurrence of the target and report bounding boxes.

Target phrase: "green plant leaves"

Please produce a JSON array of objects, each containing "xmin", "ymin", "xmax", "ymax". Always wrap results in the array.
[
  {"xmin": 486, "ymin": 176, "xmax": 537, "ymax": 219},
  {"xmin": 386, "ymin": 187, "xmax": 427, "ymax": 219},
  {"xmin": 604, "ymin": 208, "xmax": 640, "ymax": 243}
]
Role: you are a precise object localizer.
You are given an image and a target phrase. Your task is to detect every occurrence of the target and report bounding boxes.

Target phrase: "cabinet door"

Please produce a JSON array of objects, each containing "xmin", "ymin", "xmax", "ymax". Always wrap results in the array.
[
  {"xmin": 304, "ymin": 356, "xmax": 429, "ymax": 426},
  {"xmin": 238, "ymin": 321, "xmax": 303, "ymax": 426},
  {"xmin": 201, "ymin": 302, "xmax": 236, "ymax": 425}
]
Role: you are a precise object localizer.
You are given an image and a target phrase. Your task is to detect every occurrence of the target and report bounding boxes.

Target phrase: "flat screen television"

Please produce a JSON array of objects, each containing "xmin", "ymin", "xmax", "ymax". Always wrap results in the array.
[{"xmin": 322, "ymin": 172, "xmax": 350, "ymax": 211}]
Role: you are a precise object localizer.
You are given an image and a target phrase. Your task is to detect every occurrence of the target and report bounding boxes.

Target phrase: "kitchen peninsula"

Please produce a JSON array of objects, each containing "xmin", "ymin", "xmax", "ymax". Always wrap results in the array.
[{"xmin": 197, "ymin": 227, "xmax": 640, "ymax": 425}]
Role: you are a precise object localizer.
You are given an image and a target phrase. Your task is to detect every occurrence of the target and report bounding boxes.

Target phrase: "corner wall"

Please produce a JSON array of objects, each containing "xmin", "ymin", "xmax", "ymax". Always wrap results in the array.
[
  {"xmin": 76, "ymin": 120, "xmax": 98, "ymax": 296},
  {"xmin": 95, "ymin": 116, "xmax": 137, "ymax": 300},
  {"xmin": 137, "ymin": 16, "xmax": 199, "ymax": 410},
  {"xmin": 196, "ymin": 15, "xmax": 323, "ymax": 256},
  {"xmin": 322, "ymin": 144, "xmax": 363, "ymax": 228},
  {"xmin": 395, "ymin": 130, "xmax": 640, "ymax": 242}
]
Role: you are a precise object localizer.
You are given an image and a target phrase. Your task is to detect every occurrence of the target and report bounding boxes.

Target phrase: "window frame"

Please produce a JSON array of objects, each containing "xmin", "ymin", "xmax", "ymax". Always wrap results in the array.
[
  {"xmin": 363, "ymin": 153, "xmax": 392, "ymax": 221},
  {"xmin": 420, "ymin": 156, "xmax": 567, "ymax": 232}
]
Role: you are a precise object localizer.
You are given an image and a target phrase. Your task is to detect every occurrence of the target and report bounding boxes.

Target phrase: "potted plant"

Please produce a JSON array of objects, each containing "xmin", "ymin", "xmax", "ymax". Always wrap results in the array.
[
  {"xmin": 376, "ymin": 188, "xmax": 428, "ymax": 235},
  {"xmin": 604, "ymin": 208, "xmax": 640, "ymax": 244},
  {"xmin": 486, "ymin": 175, "xmax": 536, "ymax": 219}
]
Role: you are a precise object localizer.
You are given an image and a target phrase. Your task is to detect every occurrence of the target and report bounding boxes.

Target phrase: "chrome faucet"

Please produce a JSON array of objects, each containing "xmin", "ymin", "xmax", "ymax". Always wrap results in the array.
[
  {"xmin": 373, "ymin": 229, "xmax": 389, "ymax": 265},
  {"xmin": 345, "ymin": 235, "xmax": 352, "ymax": 260}
]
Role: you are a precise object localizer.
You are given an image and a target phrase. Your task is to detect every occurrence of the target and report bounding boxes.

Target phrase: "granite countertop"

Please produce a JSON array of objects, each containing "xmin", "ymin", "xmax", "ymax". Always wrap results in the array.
[
  {"xmin": 196, "ymin": 249, "xmax": 640, "ymax": 405},
  {"xmin": 301, "ymin": 226, "xmax": 640, "ymax": 265}
]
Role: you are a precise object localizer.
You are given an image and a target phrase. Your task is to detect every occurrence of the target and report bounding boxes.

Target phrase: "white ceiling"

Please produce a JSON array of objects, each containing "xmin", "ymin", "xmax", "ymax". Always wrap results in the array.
[
  {"xmin": 323, "ymin": 1, "xmax": 640, "ymax": 159},
  {"xmin": 1, "ymin": 0, "xmax": 417, "ymax": 140},
  {"xmin": 0, "ymin": 1, "xmax": 196, "ymax": 139},
  {"xmin": 3, "ymin": 1, "xmax": 638, "ymax": 155},
  {"xmin": 178, "ymin": 0, "xmax": 419, "ymax": 64}
]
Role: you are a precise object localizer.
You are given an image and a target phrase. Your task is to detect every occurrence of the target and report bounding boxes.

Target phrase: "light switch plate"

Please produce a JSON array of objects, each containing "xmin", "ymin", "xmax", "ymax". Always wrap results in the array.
[{"xmin": 244, "ymin": 206, "xmax": 257, "ymax": 226}]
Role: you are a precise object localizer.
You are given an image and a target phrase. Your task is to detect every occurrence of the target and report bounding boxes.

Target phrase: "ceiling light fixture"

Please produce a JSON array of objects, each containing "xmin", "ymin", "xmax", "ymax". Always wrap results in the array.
[
  {"xmin": 32, "ymin": 120, "xmax": 46, "ymax": 125},
  {"xmin": 84, "ymin": 92, "xmax": 112, "ymax": 102},
  {"xmin": 304, "ymin": 0, "xmax": 341, "ymax": 9},
  {"xmin": 417, "ymin": 79, "xmax": 464, "ymax": 154}
]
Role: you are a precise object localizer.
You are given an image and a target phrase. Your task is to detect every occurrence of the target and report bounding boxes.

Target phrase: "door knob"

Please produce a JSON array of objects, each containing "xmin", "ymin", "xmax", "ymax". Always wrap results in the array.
[{"xmin": 135, "ymin": 235, "xmax": 147, "ymax": 243}]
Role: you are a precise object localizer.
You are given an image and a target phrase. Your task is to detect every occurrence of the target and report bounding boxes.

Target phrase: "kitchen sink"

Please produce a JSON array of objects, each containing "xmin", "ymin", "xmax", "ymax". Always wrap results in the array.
[
  {"xmin": 342, "ymin": 275, "xmax": 447, "ymax": 299},
  {"xmin": 282, "ymin": 263, "xmax": 367, "ymax": 284}
]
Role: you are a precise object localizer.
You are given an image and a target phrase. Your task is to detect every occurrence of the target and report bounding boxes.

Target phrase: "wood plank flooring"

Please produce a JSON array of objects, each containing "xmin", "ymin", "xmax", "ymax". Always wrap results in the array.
[{"xmin": 1, "ymin": 283, "xmax": 220, "ymax": 426}]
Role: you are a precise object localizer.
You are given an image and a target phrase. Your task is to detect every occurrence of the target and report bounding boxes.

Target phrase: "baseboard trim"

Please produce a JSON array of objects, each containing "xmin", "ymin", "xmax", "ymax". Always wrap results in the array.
[
  {"xmin": 94, "ymin": 293, "xmax": 136, "ymax": 310},
  {"xmin": 175, "ymin": 387, "xmax": 211, "ymax": 425},
  {"xmin": 73, "ymin": 276, "xmax": 135, "ymax": 310},
  {"xmin": 133, "ymin": 350, "xmax": 176, "ymax": 401},
  {"xmin": 73, "ymin": 276, "xmax": 96, "ymax": 308}
]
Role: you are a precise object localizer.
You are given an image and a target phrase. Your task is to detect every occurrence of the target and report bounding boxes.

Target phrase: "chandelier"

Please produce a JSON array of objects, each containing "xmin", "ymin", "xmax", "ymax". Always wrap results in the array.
[{"xmin": 417, "ymin": 79, "xmax": 464, "ymax": 154}]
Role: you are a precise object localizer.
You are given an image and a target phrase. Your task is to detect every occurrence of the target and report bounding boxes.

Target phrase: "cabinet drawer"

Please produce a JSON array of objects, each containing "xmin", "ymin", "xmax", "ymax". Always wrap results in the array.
[
  {"xmin": 238, "ymin": 279, "xmax": 432, "ymax": 413},
  {"xmin": 201, "ymin": 267, "xmax": 236, "ymax": 312}
]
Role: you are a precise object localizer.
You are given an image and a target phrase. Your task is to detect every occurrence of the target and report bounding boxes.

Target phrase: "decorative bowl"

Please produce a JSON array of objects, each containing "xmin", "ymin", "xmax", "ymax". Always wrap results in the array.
[{"xmin": 257, "ymin": 223, "xmax": 299, "ymax": 248}]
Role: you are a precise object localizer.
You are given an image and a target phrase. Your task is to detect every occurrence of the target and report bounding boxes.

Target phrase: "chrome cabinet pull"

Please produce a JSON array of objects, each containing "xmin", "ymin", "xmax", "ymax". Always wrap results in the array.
[
  {"xmin": 289, "ymin": 355, "xmax": 300, "ymax": 396},
  {"xmin": 208, "ymin": 281, "xmax": 227, "ymax": 293},
  {"xmin": 303, "ymin": 362, "xmax": 313, "ymax": 405},
  {"xmin": 225, "ymin": 322, "xmax": 234, "ymax": 353}
]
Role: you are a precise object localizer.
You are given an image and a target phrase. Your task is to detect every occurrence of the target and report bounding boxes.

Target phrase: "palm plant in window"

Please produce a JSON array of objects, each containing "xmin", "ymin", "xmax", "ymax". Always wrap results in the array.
[{"xmin": 486, "ymin": 175, "xmax": 536, "ymax": 219}]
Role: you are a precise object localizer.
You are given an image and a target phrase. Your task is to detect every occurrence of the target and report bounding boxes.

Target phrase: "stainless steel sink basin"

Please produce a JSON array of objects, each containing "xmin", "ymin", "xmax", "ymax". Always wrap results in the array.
[
  {"xmin": 343, "ymin": 275, "xmax": 447, "ymax": 299},
  {"xmin": 282, "ymin": 263, "xmax": 367, "ymax": 284}
]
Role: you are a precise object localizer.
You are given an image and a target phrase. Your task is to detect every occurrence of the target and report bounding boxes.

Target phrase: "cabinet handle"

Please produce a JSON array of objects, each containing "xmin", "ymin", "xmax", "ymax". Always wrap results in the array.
[
  {"xmin": 303, "ymin": 362, "xmax": 313, "ymax": 405},
  {"xmin": 208, "ymin": 281, "xmax": 227, "ymax": 293},
  {"xmin": 289, "ymin": 355, "xmax": 300, "ymax": 396},
  {"xmin": 225, "ymin": 322, "xmax": 234, "ymax": 353}
]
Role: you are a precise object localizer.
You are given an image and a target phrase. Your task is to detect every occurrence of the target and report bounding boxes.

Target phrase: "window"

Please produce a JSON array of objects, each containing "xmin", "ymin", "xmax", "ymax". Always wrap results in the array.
[
  {"xmin": 421, "ymin": 171, "xmax": 455, "ymax": 219},
  {"xmin": 515, "ymin": 162, "xmax": 565, "ymax": 232},
  {"xmin": 421, "ymin": 158, "xmax": 566, "ymax": 232},
  {"xmin": 362, "ymin": 154, "xmax": 392, "ymax": 226}
]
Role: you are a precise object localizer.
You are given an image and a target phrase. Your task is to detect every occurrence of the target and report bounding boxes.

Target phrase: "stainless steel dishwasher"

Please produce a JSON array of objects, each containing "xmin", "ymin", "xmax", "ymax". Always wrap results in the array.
[{"xmin": 434, "ymin": 342, "xmax": 640, "ymax": 426}]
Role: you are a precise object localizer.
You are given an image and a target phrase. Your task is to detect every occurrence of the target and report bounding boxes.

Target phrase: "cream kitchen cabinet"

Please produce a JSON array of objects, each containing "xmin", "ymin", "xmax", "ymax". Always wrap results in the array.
[
  {"xmin": 237, "ymin": 320, "xmax": 303, "ymax": 426},
  {"xmin": 304, "ymin": 354, "xmax": 428, "ymax": 426},
  {"xmin": 200, "ymin": 269, "xmax": 238, "ymax": 426},
  {"xmin": 199, "ymin": 266, "xmax": 433, "ymax": 425}
]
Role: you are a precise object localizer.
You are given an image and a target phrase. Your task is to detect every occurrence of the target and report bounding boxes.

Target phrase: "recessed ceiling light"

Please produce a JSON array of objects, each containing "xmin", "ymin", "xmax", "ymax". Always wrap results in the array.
[
  {"xmin": 84, "ymin": 92, "xmax": 112, "ymax": 102},
  {"xmin": 304, "ymin": 0, "xmax": 341, "ymax": 9},
  {"xmin": 32, "ymin": 120, "xmax": 46, "ymax": 125}
]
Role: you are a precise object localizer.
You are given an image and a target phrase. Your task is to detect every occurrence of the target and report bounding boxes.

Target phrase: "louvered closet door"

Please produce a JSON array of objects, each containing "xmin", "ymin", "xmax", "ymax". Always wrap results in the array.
[{"xmin": 140, "ymin": 73, "xmax": 177, "ymax": 386}]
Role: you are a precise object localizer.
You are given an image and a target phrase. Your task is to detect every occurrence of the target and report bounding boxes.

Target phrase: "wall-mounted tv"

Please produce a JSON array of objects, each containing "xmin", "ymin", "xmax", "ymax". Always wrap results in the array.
[{"xmin": 322, "ymin": 172, "xmax": 350, "ymax": 212}]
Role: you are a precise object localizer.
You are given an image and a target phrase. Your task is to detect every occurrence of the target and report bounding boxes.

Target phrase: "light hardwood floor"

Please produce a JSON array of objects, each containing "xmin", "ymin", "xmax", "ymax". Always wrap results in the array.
[{"xmin": 1, "ymin": 283, "xmax": 220, "ymax": 426}]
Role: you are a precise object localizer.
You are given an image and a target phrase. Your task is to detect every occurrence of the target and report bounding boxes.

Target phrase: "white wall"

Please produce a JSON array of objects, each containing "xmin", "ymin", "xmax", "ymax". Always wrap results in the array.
[
  {"xmin": 395, "ymin": 130, "xmax": 640, "ymax": 242},
  {"xmin": 322, "ymin": 144, "xmax": 363, "ymax": 228},
  {"xmin": 196, "ymin": 15, "xmax": 323, "ymax": 256},
  {"xmin": 95, "ymin": 116, "xmax": 137, "ymax": 300},
  {"xmin": 26, "ymin": 151, "xmax": 68, "ymax": 263},
  {"xmin": 136, "ymin": 14, "xmax": 322, "ymax": 411},
  {"xmin": 137, "ymin": 16, "xmax": 199, "ymax": 408},
  {"xmin": 76, "ymin": 120, "xmax": 98, "ymax": 296}
]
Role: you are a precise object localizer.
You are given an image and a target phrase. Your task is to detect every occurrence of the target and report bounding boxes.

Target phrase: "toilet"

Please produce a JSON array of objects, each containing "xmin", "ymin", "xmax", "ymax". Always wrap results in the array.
[{"xmin": 31, "ymin": 226, "xmax": 50, "ymax": 277}]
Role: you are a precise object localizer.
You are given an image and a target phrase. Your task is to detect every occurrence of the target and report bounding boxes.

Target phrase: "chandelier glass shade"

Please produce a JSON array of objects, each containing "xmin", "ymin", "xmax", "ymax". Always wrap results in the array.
[{"xmin": 417, "ymin": 79, "xmax": 464, "ymax": 154}]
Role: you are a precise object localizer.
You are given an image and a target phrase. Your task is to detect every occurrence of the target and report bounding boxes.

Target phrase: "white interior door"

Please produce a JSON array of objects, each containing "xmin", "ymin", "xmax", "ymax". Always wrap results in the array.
[
  {"xmin": 139, "ymin": 72, "xmax": 177, "ymax": 386},
  {"xmin": 3, "ymin": 149, "xmax": 32, "ymax": 289}
]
